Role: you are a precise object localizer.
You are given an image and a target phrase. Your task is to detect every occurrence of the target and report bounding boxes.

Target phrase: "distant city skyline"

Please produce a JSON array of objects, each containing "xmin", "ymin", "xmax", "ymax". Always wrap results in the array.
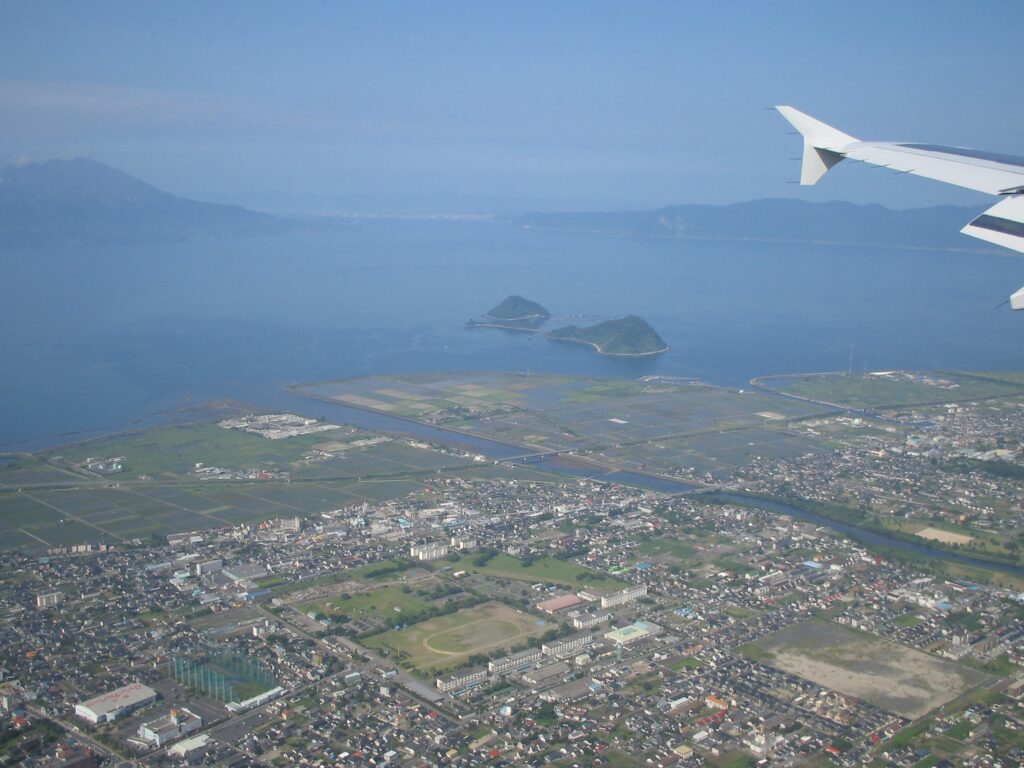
[{"xmin": 1, "ymin": 1, "xmax": 1020, "ymax": 210}]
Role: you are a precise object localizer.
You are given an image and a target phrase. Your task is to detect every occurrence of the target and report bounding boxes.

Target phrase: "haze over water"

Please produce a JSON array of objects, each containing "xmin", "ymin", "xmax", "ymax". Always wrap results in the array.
[{"xmin": 3, "ymin": 219, "xmax": 1023, "ymax": 452}]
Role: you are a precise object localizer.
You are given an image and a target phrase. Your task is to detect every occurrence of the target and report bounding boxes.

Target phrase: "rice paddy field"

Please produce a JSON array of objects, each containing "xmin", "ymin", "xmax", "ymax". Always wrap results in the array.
[
  {"xmin": 762, "ymin": 371, "xmax": 1024, "ymax": 410},
  {"xmin": 8, "ymin": 370, "xmax": 1017, "ymax": 553},
  {"xmin": 297, "ymin": 372, "xmax": 829, "ymax": 484},
  {"xmin": 0, "ymin": 418, "xmax": 567, "ymax": 552}
]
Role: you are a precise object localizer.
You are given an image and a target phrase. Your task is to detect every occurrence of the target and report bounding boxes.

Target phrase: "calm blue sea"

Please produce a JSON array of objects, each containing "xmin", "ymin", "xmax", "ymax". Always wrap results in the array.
[{"xmin": 2, "ymin": 219, "xmax": 1022, "ymax": 451}]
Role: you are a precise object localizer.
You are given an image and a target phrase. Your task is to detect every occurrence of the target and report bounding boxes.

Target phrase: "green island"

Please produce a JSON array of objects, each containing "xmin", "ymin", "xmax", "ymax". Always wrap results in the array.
[
  {"xmin": 466, "ymin": 297, "xmax": 669, "ymax": 356},
  {"xmin": 465, "ymin": 295, "xmax": 551, "ymax": 332},
  {"xmin": 547, "ymin": 315, "xmax": 669, "ymax": 356},
  {"xmin": 484, "ymin": 295, "xmax": 551, "ymax": 321}
]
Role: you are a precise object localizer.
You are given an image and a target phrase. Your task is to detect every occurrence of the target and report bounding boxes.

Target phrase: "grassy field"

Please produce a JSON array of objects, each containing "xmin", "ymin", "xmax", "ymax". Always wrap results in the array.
[
  {"xmin": 298, "ymin": 585, "xmax": 433, "ymax": 623},
  {"xmin": 451, "ymin": 552, "xmax": 628, "ymax": 589},
  {"xmin": 50, "ymin": 423, "xmax": 353, "ymax": 479},
  {"xmin": 769, "ymin": 372, "xmax": 1024, "ymax": 409},
  {"xmin": 362, "ymin": 601, "xmax": 547, "ymax": 673},
  {"xmin": 635, "ymin": 538, "xmax": 698, "ymax": 562}
]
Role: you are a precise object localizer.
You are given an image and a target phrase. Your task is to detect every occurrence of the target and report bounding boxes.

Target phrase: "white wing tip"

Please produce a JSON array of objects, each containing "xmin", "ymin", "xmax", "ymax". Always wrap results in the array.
[{"xmin": 775, "ymin": 107, "xmax": 856, "ymax": 185}]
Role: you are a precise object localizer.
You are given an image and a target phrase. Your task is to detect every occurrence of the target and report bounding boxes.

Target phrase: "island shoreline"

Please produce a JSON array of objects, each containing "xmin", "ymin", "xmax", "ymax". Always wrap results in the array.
[
  {"xmin": 545, "ymin": 335, "xmax": 669, "ymax": 357},
  {"xmin": 466, "ymin": 322, "xmax": 669, "ymax": 356}
]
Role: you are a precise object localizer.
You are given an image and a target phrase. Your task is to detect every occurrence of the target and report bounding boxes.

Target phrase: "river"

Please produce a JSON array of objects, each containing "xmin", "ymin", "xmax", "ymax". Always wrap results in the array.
[{"xmin": 284, "ymin": 388, "xmax": 1024, "ymax": 578}]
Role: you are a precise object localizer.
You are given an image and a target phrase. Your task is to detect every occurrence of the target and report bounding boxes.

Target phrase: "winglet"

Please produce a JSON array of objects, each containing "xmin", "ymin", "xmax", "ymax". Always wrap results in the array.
[
  {"xmin": 775, "ymin": 106, "xmax": 858, "ymax": 185},
  {"xmin": 1011, "ymin": 286, "xmax": 1024, "ymax": 311}
]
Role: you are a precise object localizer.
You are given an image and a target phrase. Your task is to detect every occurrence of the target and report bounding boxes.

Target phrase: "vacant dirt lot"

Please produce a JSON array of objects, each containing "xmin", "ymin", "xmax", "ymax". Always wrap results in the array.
[
  {"xmin": 915, "ymin": 526, "xmax": 975, "ymax": 545},
  {"xmin": 748, "ymin": 619, "xmax": 988, "ymax": 719}
]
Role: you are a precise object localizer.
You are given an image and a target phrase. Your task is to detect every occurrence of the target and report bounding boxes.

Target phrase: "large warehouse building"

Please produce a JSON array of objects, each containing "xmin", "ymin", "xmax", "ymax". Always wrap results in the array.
[{"xmin": 75, "ymin": 682, "xmax": 158, "ymax": 724}]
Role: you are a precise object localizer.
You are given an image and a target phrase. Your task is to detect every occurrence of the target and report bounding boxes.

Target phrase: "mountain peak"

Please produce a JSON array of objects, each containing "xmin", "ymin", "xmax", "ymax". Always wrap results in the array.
[
  {"xmin": 0, "ymin": 156, "xmax": 302, "ymax": 245},
  {"xmin": 0, "ymin": 157, "xmax": 167, "ymax": 207}
]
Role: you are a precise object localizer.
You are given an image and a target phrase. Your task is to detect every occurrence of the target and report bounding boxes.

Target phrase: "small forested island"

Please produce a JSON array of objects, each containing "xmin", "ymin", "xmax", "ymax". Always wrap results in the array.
[
  {"xmin": 467, "ymin": 297, "xmax": 667, "ymax": 356},
  {"xmin": 547, "ymin": 315, "xmax": 669, "ymax": 356},
  {"xmin": 485, "ymin": 295, "xmax": 551, "ymax": 321},
  {"xmin": 466, "ymin": 295, "xmax": 551, "ymax": 331}
]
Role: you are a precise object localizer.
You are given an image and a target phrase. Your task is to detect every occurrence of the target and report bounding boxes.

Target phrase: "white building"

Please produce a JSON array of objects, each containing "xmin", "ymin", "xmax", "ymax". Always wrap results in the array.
[
  {"xmin": 600, "ymin": 585, "xmax": 648, "ymax": 608},
  {"xmin": 75, "ymin": 683, "xmax": 158, "ymax": 724},
  {"xmin": 436, "ymin": 666, "xmax": 487, "ymax": 693},
  {"xmin": 542, "ymin": 632, "xmax": 595, "ymax": 658},
  {"xmin": 194, "ymin": 559, "xmax": 223, "ymax": 576},
  {"xmin": 138, "ymin": 708, "xmax": 203, "ymax": 746},
  {"xmin": 489, "ymin": 648, "xmax": 542, "ymax": 675},
  {"xmin": 410, "ymin": 542, "xmax": 449, "ymax": 561},
  {"xmin": 569, "ymin": 610, "xmax": 612, "ymax": 629},
  {"xmin": 36, "ymin": 592, "xmax": 63, "ymax": 609}
]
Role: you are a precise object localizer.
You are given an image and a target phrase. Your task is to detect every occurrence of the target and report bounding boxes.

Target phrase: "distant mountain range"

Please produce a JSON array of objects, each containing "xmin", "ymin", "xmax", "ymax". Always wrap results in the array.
[
  {"xmin": 0, "ymin": 158, "xmax": 321, "ymax": 245},
  {"xmin": 0, "ymin": 158, "xmax": 993, "ymax": 251},
  {"xmin": 516, "ymin": 199, "xmax": 990, "ymax": 251}
]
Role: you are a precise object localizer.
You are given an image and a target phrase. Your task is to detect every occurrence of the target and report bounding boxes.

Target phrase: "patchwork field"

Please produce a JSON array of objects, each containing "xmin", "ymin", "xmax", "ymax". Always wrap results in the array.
[
  {"xmin": 745, "ymin": 619, "xmax": 988, "ymax": 719},
  {"xmin": 296, "ymin": 373, "xmax": 826, "ymax": 484},
  {"xmin": 0, "ymin": 420, "xmax": 568, "ymax": 552},
  {"xmin": 763, "ymin": 371, "xmax": 1024, "ymax": 410},
  {"xmin": 363, "ymin": 601, "xmax": 547, "ymax": 673}
]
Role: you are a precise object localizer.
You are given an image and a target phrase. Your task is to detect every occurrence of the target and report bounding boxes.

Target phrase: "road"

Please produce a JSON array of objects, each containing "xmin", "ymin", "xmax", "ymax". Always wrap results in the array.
[
  {"xmin": 256, "ymin": 602, "xmax": 455, "ymax": 716},
  {"xmin": 26, "ymin": 704, "xmax": 138, "ymax": 767}
]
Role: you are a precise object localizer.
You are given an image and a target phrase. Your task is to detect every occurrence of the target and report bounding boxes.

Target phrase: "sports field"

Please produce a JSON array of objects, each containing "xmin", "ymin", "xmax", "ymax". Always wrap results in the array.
[{"xmin": 363, "ymin": 601, "xmax": 547, "ymax": 673}]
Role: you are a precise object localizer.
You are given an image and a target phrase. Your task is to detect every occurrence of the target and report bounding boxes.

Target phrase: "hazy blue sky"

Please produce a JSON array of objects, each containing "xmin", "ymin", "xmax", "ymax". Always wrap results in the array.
[{"xmin": 1, "ymin": 1, "xmax": 1021, "ymax": 209}]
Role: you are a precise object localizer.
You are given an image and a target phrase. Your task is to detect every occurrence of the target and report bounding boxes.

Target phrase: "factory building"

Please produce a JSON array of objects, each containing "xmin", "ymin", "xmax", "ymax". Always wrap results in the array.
[{"xmin": 75, "ymin": 682, "xmax": 158, "ymax": 724}]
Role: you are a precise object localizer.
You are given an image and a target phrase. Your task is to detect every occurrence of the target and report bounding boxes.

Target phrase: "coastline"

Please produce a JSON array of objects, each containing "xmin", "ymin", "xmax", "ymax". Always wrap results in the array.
[
  {"xmin": 467, "ymin": 320, "xmax": 669, "ymax": 357},
  {"xmin": 483, "ymin": 312, "xmax": 550, "ymax": 323},
  {"xmin": 546, "ymin": 334, "xmax": 670, "ymax": 358},
  {"xmin": 465, "ymin": 321, "xmax": 544, "ymax": 334}
]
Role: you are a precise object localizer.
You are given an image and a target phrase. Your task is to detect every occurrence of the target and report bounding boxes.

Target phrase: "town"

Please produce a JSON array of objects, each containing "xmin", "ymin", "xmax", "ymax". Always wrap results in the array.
[{"xmin": 3, "ymin": 371, "xmax": 1024, "ymax": 767}]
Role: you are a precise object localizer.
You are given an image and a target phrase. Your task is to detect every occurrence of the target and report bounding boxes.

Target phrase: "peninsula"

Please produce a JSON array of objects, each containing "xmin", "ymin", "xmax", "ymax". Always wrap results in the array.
[{"xmin": 547, "ymin": 315, "xmax": 669, "ymax": 356}]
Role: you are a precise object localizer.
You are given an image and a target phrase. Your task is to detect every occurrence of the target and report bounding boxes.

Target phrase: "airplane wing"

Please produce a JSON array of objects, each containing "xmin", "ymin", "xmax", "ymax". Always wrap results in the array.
[{"xmin": 775, "ymin": 106, "xmax": 1024, "ymax": 309}]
